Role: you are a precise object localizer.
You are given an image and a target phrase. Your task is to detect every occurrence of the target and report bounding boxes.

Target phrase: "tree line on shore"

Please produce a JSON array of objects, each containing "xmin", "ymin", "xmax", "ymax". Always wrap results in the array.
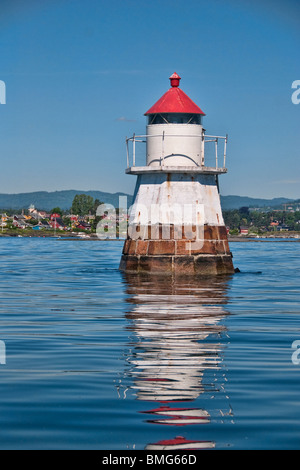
[{"xmin": 223, "ymin": 207, "xmax": 300, "ymax": 233}]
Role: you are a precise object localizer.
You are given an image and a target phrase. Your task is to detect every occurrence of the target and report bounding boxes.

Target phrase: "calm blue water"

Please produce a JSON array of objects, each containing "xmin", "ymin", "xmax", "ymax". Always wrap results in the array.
[{"xmin": 0, "ymin": 238, "xmax": 299, "ymax": 450}]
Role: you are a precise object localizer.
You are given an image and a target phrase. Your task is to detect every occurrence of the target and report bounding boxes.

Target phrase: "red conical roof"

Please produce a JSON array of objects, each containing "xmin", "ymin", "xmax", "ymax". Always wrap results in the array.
[{"xmin": 145, "ymin": 73, "xmax": 205, "ymax": 116}]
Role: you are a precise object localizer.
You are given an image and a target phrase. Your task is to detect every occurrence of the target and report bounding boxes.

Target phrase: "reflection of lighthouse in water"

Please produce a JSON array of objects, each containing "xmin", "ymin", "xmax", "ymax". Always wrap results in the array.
[{"xmin": 122, "ymin": 274, "xmax": 233, "ymax": 451}]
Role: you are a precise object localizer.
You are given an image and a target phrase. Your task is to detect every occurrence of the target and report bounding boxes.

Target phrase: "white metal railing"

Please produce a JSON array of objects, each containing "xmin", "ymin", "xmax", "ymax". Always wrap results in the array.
[{"xmin": 126, "ymin": 133, "xmax": 228, "ymax": 170}]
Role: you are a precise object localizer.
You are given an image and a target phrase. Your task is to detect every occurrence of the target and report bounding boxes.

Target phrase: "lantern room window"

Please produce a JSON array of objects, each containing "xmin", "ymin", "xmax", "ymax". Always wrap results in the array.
[{"xmin": 148, "ymin": 113, "xmax": 202, "ymax": 125}]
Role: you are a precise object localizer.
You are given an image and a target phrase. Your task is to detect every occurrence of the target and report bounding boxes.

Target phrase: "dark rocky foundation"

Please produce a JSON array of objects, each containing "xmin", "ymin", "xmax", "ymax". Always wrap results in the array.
[
  {"xmin": 120, "ymin": 254, "xmax": 234, "ymax": 275},
  {"xmin": 120, "ymin": 224, "xmax": 235, "ymax": 275}
]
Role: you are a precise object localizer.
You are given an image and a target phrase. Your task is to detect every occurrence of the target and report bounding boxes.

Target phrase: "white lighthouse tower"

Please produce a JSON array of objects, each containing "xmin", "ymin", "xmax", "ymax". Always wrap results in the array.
[{"xmin": 120, "ymin": 73, "xmax": 234, "ymax": 275}]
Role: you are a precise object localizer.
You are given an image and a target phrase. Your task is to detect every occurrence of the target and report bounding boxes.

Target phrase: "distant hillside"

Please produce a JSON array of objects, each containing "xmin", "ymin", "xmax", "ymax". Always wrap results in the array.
[
  {"xmin": 220, "ymin": 195, "xmax": 294, "ymax": 210},
  {"xmin": 0, "ymin": 190, "xmax": 133, "ymax": 211},
  {"xmin": 0, "ymin": 190, "xmax": 296, "ymax": 212}
]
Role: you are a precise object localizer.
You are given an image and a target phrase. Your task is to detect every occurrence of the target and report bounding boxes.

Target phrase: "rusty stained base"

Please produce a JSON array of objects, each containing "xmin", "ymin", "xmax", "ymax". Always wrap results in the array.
[{"xmin": 120, "ymin": 225, "xmax": 235, "ymax": 275}]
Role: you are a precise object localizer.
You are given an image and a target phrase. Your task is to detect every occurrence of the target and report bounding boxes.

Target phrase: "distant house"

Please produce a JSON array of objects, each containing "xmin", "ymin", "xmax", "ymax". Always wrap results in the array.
[
  {"xmin": 49, "ymin": 213, "xmax": 65, "ymax": 230},
  {"xmin": 277, "ymin": 224, "xmax": 291, "ymax": 231},
  {"xmin": 239, "ymin": 226, "xmax": 249, "ymax": 235},
  {"xmin": 38, "ymin": 221, "xmax": 51, "ymax": 229},
  {"xmin": 14, "ymin": 214, "xmax": 26, "ymax": 221},
  {"xmin": 38, "ymin": 211, "xmax": 50, "ymax": 219},
  {"xmin": 76, "ymin": 221, "xmax": 91, "ymax": 231},
  {"xmin": 30, "ymin": 210, "xmax": 50, "ymax": 220},
  {"xmin": 49, "ymin": 217, "xmax": 66, "ymax": 230},
  {"xmin": 13, "ymin": 216, "xmax": 29, "ymax": 229},
  {"xmin": 13, "ymin": 215, "xmax": 31, "ymax": 229},
  {"xmin": 50, "ymin": 213, "xmax": 62, "ymax": 221}
]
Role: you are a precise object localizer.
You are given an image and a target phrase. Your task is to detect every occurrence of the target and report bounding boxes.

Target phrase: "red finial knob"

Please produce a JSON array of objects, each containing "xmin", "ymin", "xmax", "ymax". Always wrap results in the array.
[{"xmin": 170, "ymin": 72, "xmax": 181, "ymax": 88}]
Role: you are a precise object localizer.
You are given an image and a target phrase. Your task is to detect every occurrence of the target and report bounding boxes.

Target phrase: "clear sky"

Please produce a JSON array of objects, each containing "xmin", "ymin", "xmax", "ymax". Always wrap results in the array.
[{"xmin": 0, "ymin": 0, "xmax": 299, "ymax": 199}]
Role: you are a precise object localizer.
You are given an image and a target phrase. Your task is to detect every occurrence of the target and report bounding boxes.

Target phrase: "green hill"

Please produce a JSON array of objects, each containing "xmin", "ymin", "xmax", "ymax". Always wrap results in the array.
[
  {"xmin": 0, "ymin": 190, "xmax": 133, "ymax": 211},
  {"xmin": 220, "ymin": 195, "xmax": 294, "ymax": 210}
]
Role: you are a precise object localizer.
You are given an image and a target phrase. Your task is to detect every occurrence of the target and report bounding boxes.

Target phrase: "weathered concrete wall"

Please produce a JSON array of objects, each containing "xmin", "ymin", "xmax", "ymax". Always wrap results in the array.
[{"xmin": 129, "ymin": 173, "xmax": 224, "ymax": 227}]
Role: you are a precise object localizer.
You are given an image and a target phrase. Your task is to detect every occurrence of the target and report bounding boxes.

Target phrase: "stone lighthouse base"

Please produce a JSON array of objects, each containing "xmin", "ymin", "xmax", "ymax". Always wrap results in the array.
[
  {"xmin": 120, "ymin": 225, "xmax": 235, "ymax": 276},
  {"xmin": 120, "ymin": 172, "xmax": 235, "ymax": 276}
]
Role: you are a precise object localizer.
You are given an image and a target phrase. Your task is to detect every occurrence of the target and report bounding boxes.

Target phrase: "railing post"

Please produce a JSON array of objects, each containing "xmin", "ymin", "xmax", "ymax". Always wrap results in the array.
[
  {"xmin": 215, "ymin": 138, "xmax": 218, "ymax": 169},
  {"xmin": 224, "ymin": 134, "xmax": 228, "ymax": 168},
  {"xmin": 126, "ymin": 137, "xmax": 129, "ymax": 168},
  {"xmin": 202, "ymin": 133, "xmax": 205, "ymax": 166},
  {"xmin": 133, "ymin": 133, "xmax": 136, "ymax": 167}
]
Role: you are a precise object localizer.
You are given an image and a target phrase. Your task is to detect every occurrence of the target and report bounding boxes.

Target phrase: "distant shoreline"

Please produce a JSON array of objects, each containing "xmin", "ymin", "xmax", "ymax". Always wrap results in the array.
[
  {"xmin": 228, "ymin": 237, "xmax": 300, "ymax": 242},
  {"xmin": 0, "ymin": 232, "xmax": 299, "ymax": 242}
]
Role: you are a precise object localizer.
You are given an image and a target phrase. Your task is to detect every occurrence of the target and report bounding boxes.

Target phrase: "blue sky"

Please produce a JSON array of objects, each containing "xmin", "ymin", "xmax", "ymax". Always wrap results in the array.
[{"xmin": 0, "ymin": 0, "xmax": 299, "ymax": 199}]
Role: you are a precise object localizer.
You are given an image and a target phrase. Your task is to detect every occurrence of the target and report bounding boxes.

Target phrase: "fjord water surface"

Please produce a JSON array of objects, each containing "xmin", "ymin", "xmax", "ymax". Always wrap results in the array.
[{"xmin": 0, "ymin": 238, "xmax": 299, "ymax": 449}]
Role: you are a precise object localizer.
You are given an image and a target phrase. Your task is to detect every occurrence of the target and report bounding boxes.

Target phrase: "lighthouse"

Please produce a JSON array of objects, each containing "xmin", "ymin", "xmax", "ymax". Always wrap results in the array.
[{"xmin": 120, "ymin": 73, "xmax": 234, "ymax": 275}]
